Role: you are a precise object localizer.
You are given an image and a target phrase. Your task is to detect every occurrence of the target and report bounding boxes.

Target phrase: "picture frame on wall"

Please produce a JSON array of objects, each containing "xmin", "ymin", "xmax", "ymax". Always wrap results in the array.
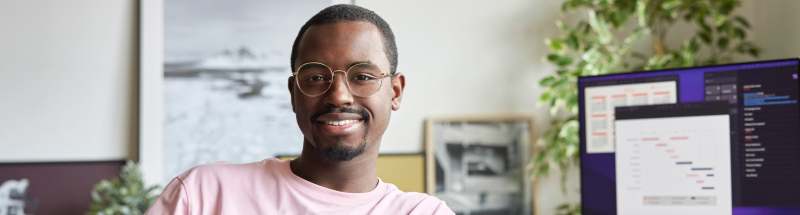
[
  {"xmin": 138, "ymin": 0, "xmax": 353, "ymax": 187},
  {"xmin": 425, "ymin": 115, "xmax": 538, "ymax": 215}
]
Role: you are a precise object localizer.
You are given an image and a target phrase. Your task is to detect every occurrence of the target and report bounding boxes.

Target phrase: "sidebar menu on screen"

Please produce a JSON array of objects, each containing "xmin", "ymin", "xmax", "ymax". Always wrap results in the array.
[
  {"xmin": 737, "ymin": 65, "xmax": 800, "ymax": 207},
  {"xmin": 704, "ymin": 70, "xmax": 742, "ymax": 205}
]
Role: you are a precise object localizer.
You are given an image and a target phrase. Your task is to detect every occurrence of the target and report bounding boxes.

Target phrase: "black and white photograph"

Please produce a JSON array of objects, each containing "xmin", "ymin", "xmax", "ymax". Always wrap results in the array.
[
  {"xmin": 426, "ymin": 116, "xmax": 535, "ymax": 215},
  {"xmin": 160, "ymin": 0, "xmax": 333, "ymax": 184}
]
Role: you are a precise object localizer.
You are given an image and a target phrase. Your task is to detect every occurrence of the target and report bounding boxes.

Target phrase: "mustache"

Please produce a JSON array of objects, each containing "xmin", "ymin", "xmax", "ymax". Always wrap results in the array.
[{"xmin": 309, "ymin": 106, "xmax": 369, "ymax": 123}]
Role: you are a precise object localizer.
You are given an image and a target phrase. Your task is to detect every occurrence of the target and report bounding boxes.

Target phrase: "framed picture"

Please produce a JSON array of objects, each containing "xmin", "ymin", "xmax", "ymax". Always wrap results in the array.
[
  {"xmin": 426, "ymin": 115, "xmax": 538, "ymax": 215},
  {"xmin": 139, "ymin": 0, "xmax": 353, "ymax": 186}
]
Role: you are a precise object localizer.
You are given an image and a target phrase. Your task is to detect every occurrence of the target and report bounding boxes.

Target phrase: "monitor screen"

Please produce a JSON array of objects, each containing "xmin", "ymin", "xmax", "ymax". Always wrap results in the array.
[{"xmin": 578, "ymin": 58, "xmax": 800, "ymax": 215}]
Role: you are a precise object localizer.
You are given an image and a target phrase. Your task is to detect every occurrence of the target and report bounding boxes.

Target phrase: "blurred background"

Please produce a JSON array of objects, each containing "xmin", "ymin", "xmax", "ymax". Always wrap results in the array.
[{"xmin": 1, "ymin": 0, "xmax": 800, "ymax": 214}]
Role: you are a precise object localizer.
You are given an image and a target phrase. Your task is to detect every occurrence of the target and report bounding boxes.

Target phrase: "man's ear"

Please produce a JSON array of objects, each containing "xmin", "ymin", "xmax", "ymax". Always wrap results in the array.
[
  {"xmin": 390, "ymin": 73, "xmax": 405, "ymax": 111},
  {"xmin": 287, "ymin": 76, "xmax": 296, "ymax": 113}
]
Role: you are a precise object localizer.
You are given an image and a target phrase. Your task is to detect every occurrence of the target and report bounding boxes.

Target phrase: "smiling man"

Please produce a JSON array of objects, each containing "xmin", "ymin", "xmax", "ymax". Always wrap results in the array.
[{"xmin": 145, "ymin": 4, "xmax": 454, "ymax": 215}]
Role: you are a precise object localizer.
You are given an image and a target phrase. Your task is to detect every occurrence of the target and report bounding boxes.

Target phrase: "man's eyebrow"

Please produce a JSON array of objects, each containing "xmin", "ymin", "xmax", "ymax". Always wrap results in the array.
[
  {"xmin": 298, "ymin": 61, "xmax": 375, "ymax": 70},
  {"xmin": 349, "ymin": 61, "xmax": 374, "ymax": 68},
  {"xmin": 302, "ymin": 63, "xmax": 328, "ymax": 69}
]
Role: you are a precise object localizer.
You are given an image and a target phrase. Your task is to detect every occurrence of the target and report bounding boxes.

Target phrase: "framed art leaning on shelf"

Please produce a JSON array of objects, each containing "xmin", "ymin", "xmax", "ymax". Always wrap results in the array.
[{"xmin": 425, "ymin": 115, "xmax": 538, "ymax": 215}]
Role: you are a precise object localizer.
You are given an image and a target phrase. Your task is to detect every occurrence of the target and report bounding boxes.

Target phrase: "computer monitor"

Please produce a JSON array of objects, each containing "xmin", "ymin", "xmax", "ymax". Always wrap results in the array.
[{"xmin": 578, "ymin": 58, "xmax": 800, "ymax": 215}]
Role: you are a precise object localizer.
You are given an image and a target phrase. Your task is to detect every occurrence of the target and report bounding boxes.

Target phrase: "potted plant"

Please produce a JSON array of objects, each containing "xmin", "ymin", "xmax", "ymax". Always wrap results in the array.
[{"xmin": 86, "ymin": 161, "xmax": 160, "ymax": 215}]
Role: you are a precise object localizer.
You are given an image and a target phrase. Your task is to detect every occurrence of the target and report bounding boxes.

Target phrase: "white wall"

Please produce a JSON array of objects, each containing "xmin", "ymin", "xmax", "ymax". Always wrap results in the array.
[
  {"xmin": 355, "ymin": 0, "xmax": 558, "ymax": 152},
  {"xmin": 0, "ymin": 0, "xmax": 138, "ymax": 162},
  {"xmin": 750, "ymin": 0, "xmax": 800, "ymax": 60}
]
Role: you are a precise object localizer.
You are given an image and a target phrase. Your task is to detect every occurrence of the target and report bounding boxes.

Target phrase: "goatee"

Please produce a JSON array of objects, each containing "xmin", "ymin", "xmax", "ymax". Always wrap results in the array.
[
  {"xmin": 309, "ymin": 106, "xmax": 371, "ymax": 162},
  {"xmin": 315, "ymin": 140, "xmax": 367, "ymax": 162}
]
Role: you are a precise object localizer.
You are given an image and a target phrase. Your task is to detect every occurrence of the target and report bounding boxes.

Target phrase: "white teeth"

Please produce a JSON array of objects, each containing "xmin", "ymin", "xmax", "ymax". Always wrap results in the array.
[{"xmin": 324, "ymin": 119, "xmax": 359, "ymax": 126}]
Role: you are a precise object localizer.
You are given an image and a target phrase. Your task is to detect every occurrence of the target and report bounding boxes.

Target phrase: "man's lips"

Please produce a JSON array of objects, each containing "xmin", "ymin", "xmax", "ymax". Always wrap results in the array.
[
  {"xmin": 316, "ymin": 118, "xmax": 364, "ymax": 136},
  {"xmin": 319, "ymin": 119, "xmax": 362, "ymax": 126},
  {"xmin": 315, "ymin": 112, "xmax": 364, "ymax": 122},
  {"xmin": 310, "ymin": 110, "xmax": 369, "ymax": 136}
]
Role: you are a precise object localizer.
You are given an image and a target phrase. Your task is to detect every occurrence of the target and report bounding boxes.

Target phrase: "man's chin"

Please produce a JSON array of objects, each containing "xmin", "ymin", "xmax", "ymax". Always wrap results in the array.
[{"xmin": 314, "ymin": 141, "xmax": 367, "ymax": 162}]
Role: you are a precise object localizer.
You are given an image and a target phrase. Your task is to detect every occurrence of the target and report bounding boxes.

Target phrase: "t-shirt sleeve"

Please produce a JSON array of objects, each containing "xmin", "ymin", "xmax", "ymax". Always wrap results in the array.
[{"xmin": 144, "ymin": 178, "xmax": 190, "ymax": 215}]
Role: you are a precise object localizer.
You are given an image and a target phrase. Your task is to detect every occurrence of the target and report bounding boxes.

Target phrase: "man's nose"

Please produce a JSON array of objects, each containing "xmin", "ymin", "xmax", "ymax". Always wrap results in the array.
[{"xmin": 323, "ymin": 70, "xmax": 354, "ymax": 107}]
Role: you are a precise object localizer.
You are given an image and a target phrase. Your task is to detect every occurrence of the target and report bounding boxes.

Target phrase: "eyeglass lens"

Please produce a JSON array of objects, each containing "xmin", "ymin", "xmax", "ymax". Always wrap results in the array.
[{"xmin": 295, "ymin": 63, "xmax": 384, "ymax": 97}]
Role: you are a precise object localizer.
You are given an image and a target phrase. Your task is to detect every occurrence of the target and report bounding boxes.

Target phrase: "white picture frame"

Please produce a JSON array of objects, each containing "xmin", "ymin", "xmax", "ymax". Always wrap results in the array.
[{"xmin": 138, "ymin": 0, "xmax": 351, "ymax": 187}]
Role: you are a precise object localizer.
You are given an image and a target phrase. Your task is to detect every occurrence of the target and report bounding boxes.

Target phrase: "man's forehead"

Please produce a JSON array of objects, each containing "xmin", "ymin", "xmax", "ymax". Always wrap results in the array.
[{"xmin": 296, "ymin": 21, "xmax": 389, "ymax": 69}]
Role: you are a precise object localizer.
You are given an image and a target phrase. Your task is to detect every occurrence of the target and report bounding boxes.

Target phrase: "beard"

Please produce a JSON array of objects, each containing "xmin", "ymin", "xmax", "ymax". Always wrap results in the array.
[
  {"xmin": 314, "ymin": 138, "xmax": 367, "ymax": 162},
  {"xmin": 310, "ymin": 107, "xmax": 371, "ymax": 162}
]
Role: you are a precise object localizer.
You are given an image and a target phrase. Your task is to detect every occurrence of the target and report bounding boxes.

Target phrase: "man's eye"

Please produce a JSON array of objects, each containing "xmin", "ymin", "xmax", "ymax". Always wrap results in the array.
[
  {"xmin": 307, "ymin": 76, "xmax": 326, "ymax": 82},
  {"xmin": 354, "ymin": 75, "xmax": 374, "ymax": 81}
]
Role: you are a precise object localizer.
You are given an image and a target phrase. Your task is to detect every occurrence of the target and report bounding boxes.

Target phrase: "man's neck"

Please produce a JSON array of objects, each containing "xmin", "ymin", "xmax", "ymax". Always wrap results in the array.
[{"xmin": 289, "ymin": 141, "xmax": 379, "ymax": 193}]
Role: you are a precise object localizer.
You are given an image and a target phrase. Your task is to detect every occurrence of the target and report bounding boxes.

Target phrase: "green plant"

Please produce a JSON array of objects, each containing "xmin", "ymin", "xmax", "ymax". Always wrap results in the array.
[
  {"xmin": 555, "ymin": 202, "xmax": 582, "ymax": 215},
  {"xmin": 530, "ymin": 0, "xmax": 760, "ymax": 213},
  {"xmin": 86, "ymin": 160, "xmax": 161, "ymax": 215}
]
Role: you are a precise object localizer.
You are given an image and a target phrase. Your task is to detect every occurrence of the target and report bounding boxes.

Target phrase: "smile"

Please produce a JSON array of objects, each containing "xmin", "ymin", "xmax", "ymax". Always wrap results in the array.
[
  {"xmin": 317, "ymin": 118, "xmax": 364, "ymax": 136},
  {"xmin": 322, "ymin": 119, "xmax": 362, "ymax": 126}
]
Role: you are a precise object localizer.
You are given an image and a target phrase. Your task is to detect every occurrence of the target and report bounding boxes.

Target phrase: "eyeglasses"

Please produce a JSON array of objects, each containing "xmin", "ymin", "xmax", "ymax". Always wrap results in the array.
[{"xmin": 292, "ymin": 62, "xmax": 393, "ymax": 97}]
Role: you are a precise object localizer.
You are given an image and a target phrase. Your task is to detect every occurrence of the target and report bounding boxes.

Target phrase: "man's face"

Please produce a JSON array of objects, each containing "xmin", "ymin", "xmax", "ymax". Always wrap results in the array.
[{"xmin": 289, "ymin": 21, "xmax": 404, "ymax": 161}]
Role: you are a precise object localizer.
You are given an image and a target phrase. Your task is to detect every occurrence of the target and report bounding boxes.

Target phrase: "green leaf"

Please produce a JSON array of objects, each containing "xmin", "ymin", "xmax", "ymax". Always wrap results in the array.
[
  {"xmin": 636, "ymin": 0, "xmax": 649, "ymax": 26},
  {"xmin": 748, "ymin": 48, "xmax": 761, "ymax": 57},
  {"xmin": 698, "ymin": 20, "xmax": 712, "ymax": 34},
  {"xmin": 716, "ymin": 20, "xmax": 731, "ymax": 32},
  {"xmin": 588, "ymin": 11, "xmax": 613, "ymax": 44},
  {"xmin": 661, "ymin": 0, "xmax": 681, "ymax": 10},
  {"xmin": 566, "ymin": 32, "xmax": 580, "ymax": 50},
  {"xmin": 713, "ymin": 13, "xmax": 726, "ymax": 26},
  {"xmin": 546, "ymin": 54, "xmax": 562, "ymax": 63},
  {"xmin": 717, "ymin": 37, "xmax": 729, "ymax": 49},
  {"xmin": 669, "ymin": 9, "xmax": 680, "ymax": 19},
  {"xmin": 558, "ymin": 56, "xmax": 575, "ymax": 66},
  {"xmin": 697, "ymin": 31, "xmax": 711, "ymax": 44},
  {"xmin": 621, "ymin": 27, "xmax": 650, "ymax": 52},
  {"xmin": 546, "ymin": 38, "xmax": 565, "ymax": 52},
  {"xmin": 735, "ymin": 16, "xmax": 751, "ymax": 29},
  {"xmin": 556, "ymin": 20, "xmax": 569, "ymax": 31},
  {"xmin": 564, "ymin": 120, "xmax": 579, "ymax": 135},
  {"xmin": 566, "ymin": 92, "xmax": 578, "ymax": 114},
  {"xmin": 538, "ymin": 91, "xmax": 552, "ymax": 106},
  {"xmin": 732, "ymin": 28, "xmax": 746, "ymax": 40},
  {"xmin": 581, "ymin": 48, "xmax": 601, "ymax": 62},
  {"xmin": 688, "ymin": 37, "xmax": 699, "ymax": 52},
  {"xmin": 539, "ymin": 76, "xmax": 556, "ymax": 87}
]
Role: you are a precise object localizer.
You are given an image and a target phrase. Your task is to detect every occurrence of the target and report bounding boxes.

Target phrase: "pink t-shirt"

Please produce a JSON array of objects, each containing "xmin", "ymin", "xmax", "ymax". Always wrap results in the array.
[{"xmin": 145, "ymin": 158, "xmax": 454, "ymax": 215}]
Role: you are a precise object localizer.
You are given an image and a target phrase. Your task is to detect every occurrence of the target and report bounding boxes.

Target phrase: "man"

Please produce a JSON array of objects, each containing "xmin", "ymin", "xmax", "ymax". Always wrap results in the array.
[{"xmin": 145, "ymin": 4, "xmax": 454, "ymax": 215}]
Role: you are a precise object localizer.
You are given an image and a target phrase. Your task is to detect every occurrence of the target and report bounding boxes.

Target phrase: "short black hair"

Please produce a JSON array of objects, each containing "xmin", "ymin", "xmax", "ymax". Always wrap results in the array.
[{"xmin": 290, "ymin": 4, "xmax": 398, "ymax": 75}]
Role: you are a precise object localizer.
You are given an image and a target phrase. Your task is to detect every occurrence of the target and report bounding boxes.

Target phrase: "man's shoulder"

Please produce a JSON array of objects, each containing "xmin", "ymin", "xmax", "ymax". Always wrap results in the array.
[{"xmin": 176, "ymin": 158, "xmax": 283, "ymax": 185}]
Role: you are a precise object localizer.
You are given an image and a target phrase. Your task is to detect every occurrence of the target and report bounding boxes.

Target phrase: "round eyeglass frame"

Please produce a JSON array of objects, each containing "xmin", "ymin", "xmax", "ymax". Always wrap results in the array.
[{"xmin": 292, "ymin": 62, "xmax": 393, "ymax": 97}]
